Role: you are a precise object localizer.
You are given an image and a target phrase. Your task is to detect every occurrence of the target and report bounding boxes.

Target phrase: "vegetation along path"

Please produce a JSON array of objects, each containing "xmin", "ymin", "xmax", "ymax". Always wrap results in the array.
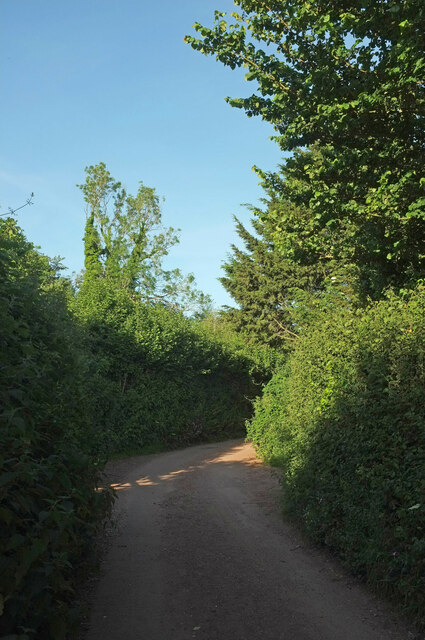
[{"xmin": 85, "ymin": 440, "xmax": 412, "ymax": 640}]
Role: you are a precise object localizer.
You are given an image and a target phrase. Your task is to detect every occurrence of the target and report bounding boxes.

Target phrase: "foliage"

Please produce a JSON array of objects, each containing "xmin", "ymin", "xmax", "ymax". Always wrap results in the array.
[
  {"xmin": 72, "ymin": 278, "xmax": 266, "ymax": 457},
  {"xmin": 184, "ymin": 0, "xmax": 425, "ymax": 625},
  {"xmin": 220, "ymin": 202, "xmax": 325, "ymax": 346},
  {"xmin": 78, "ymin": 163, "xmax": 211, "ymax": 314},
  {"xmin": 0, "ymin": 219, "xmax": 112, "ymax": 639},
  {"xmin": 254, "ymin": 148, "xmax": 364, "ymax": 302},
  {"xmin": 186, "ymin": 1, "xmax": 425, "ymax": 298},
  {"xmin": 72, "ymin": 163, "xmax": 269, "ymax": 458},
  {"xmin": 0, "ymin": 213, "xmax": 266, "ymax": 638},
  {"xmin": 199, "ymin": 310, "xmax": 286, "ymax": 374},
  {"xmin": 247, "ymin": 286, "xmax": 425, "ymax": 622}
]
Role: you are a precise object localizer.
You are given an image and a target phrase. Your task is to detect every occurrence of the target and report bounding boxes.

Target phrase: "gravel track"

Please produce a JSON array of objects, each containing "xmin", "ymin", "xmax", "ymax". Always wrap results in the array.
[{"xmin": 85, "ymin": 439, "xmax": 414, "ymax": 640}]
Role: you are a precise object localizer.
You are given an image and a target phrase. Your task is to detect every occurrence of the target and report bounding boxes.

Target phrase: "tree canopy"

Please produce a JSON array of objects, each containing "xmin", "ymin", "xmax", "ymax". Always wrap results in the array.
[
  {"xmin": 78, "ymin": 163, "xmax": 211, "ymax": 314},
  {"xmin": 186, "ymin": 0, "xmax": 425, "ymax": 298}
]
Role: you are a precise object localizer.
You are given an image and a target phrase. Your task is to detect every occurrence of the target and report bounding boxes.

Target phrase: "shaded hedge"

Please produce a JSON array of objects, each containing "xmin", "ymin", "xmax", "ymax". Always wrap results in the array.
[
  {"xmin": 0, "ymin": 220, "xmax": 112, "ymax": 639},
  {"xmin": 72, "ymin": 279, "xmax": 267, "ymax": 456},
  {"xmin": 247, "ymin": 288, "xmax": 425, "ymax": 622}
]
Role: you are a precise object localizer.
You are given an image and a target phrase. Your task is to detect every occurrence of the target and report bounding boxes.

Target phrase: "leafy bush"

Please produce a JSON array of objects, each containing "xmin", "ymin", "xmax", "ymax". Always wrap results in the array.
[
  {"xmin": 72, "ymin": 278, "xmax": 265, "ymax": 456},
  {"xmin": 0, "ymin": 220, "xmax": 111, "ymax": 639},
  {"xmin": 247, "ymin": 288, "xmax": 425, "ymax": 622}
]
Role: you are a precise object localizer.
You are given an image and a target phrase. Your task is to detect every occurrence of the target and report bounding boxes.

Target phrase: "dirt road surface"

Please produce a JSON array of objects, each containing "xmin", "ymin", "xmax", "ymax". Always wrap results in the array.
[{"xmin": 85, "ymin": 440, "xmax": 414, "ymax": 640}]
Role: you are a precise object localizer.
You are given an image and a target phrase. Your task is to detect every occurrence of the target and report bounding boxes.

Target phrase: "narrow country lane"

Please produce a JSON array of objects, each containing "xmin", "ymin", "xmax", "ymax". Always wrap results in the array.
[{"xmin": 84, "ymin": 440, "xmax": 412, "ymax": 640}]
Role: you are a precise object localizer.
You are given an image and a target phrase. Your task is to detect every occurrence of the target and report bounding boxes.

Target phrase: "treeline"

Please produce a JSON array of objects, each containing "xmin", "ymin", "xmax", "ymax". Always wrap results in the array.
[
  {"xmin": 187, "ymin": 0, "xmax": 425, "ymax": 624},
  {"xmin": 0, "ymin": 167, "xmax": 275, "ymax": 638}
]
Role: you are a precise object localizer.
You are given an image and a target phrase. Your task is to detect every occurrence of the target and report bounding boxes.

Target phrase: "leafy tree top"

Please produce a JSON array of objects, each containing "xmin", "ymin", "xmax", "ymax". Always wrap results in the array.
[
  {"xmin": 77, "ymin": 163, "xmax": 211, "ymax": 314},
  {"xmin": 186, "ymin": 1, "xmax": 425, "ymax": 298},
  {"xmin": 186, "ymin": 0, "xmax": 425, "ymax": 154}
]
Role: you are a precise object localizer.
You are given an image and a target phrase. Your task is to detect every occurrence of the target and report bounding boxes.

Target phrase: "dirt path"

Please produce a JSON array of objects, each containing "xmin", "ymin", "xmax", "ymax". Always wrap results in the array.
[{"xmin": 85, "ymin": 440, "xmax": 414, "ymax": 640}]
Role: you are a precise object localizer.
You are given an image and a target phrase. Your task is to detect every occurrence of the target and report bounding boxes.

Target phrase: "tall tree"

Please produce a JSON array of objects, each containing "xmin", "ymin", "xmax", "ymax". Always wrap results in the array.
[
  {"xmin": 83, "ymin": 213, "xmax": 103, "ymax": 281},
  {"xmin": 78, "ymin": 163, "xmax": 210, "ymax": 313},
  {"xmin": 186, "ymin": 1, "xmax": 425, "ymax": 298},
  {"xmin": 78, "ymin": 163, "xmax": 178, "ymax": 290},
  {"xmin": 221, "ymin": 204, "xmax": 323, "ymax": 346}
]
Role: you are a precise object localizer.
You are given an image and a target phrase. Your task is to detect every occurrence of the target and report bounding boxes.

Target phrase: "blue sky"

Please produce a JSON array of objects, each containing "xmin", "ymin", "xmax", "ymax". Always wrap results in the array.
[{"xmin": 0, "ymin": 0, "xmax": 282, "ymax": 308}]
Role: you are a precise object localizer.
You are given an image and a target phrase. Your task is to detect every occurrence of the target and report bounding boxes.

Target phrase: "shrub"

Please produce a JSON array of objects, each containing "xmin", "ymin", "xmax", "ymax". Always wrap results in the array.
[
  {"xmin": 0, "ymin": 219, "xmax": 272, "ymax": 637},
  {"xmin": 0, "ymin": 220, "xmax": 111, "ymax": 639},
  {"xmin": 247, "ymin": 288, "xmax": 425, "ymax": 622},
  {"xmin": 72, "ymin": 279, "xmax": 264, "ymax": 456}
]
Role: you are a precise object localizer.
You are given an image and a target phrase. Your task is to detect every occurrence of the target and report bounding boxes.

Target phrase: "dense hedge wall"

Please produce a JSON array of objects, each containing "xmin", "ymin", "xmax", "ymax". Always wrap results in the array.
[
  {"xmin": 72, "ymin": 279, "xmax": 265, "ymax": 456},
  {"xmin": 247, "ymin": 289, "xmax": 425, "ymax": 622},
  {"xmin": 0, "ymin": 220, "xmax": 112, "ymax": 639}
]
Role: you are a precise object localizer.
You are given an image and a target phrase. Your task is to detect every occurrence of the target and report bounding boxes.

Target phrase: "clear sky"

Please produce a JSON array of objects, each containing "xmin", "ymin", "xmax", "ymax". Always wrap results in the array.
[{"xmin": 0, "ymin": 0, "xmax": 282, "ymax": 308}]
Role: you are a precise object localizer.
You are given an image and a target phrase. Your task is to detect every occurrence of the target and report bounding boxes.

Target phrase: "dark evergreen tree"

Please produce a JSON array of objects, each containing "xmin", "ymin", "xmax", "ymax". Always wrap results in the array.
[{"xmin": 221, "ymin": 203, "xmax": 323, "ymax": 347}]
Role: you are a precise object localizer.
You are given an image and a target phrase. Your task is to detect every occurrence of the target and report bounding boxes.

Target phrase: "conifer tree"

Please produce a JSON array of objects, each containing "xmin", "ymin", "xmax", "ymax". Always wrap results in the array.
[{"xmin": 221, "ymin": 203, "xmax": 323, "ymax": 346}]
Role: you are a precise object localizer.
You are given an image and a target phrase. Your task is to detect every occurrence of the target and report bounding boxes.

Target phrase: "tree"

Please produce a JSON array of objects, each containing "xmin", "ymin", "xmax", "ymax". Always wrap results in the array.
[
  {"xmin": 186, "ymin": 1, "xmax": 425, "ymax": 298},
  {"xmin": 78, "ymin": 163, "xmax": 211, "ymax": 313},
  {"xmin": 220, "ymin": 204, "xmax": 322, "ymax": 346},
  {"xmin": 78, "ymin": 163, "xmax": 178, "ymax": 289},
  {"xmin": 255, "ymin": 146, "xmax": 363, "ymax": 301}
]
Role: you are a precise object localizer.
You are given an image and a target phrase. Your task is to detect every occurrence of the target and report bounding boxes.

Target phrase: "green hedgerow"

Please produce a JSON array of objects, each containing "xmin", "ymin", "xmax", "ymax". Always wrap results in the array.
[{"xmin": 248, "ymin": 287, "xmax": 425, "ymax": 622}]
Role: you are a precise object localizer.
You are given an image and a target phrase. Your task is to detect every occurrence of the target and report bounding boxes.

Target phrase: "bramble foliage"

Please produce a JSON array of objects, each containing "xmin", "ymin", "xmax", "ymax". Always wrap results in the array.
[
  {"xmin": 0, "ymin": 219, "xmax": 112, "ymax": 639},
  {"xmin": 247, "ymin": 288, "xmax": 425, "ymax": 622}
]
